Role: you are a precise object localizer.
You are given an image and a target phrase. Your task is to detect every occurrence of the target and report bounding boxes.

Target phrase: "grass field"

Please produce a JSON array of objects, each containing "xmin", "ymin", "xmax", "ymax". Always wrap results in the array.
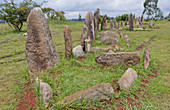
[{"xmin": 0, "ymin": 20, "xmax": 169, "ymax": 109}]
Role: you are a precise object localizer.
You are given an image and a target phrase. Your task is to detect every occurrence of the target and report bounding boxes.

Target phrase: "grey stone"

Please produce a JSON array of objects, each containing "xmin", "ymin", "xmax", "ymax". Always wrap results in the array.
[
  {"xmin": 73, "ymin": 45, "xmax": 84, "ymax": 57},
  {"xmin": 80, "ymin": 25, "xmax": 90, "ymax": 51},
  {"xmin": 56, "ymin": 83, "xmax": 114, "ymax": 105},
  {"xmin": 129, "ymin": 13, "xmax": 134, "ymax": 31},
  {"xmin": 110, "ymin": 19, "xmax": 113, "ymax": 29},
  {"xmin": 26, "ymin": 7, "xmax": 60, "ymax": 78},
  {"xmin": 36, "ymin": 78, "xmax": 52, "ymax": 108},
  {"xmin": 95, "ymin": 52, "xmax": 140, "ymax": 66},
  {"xmin": 100, "ymin": 30, "xmax": 118, "ymax": 40},
  {"xmin": 101, "ymin": 15, "xmax": 107, "ymax": 30},
  {"xmin": 85, "ymin": 11, "xmax": 94, "ymax": 41},
  {"xmin": 64, "ymin": 25, "xmax": 72, "ymax": 58},
  {"xmin": 121, "ymin": 21, "xmax": 123, "ymax": 28},
  {"xmin": 85, "ymin": 39, "xmax": 91, "ymax": 52},
  {"xmin": 101, "ymin": 37, "xmax": 120, "ymax": 45},
  {"xmin": 91, "ymin": 47, "xmax": 109, "ymax": 53},
  {"xmin": 94, "ymin": 8, "xmax": 100, "ymax": 36},
  {"xmin": 114, "ymin": 19, "xmax": 117, "ymax": 28},
  {"xmin": 118, "ymin": 68, "xmax": 137, "ymax": 90},
  {"xmin": 143, "ymin": 47, "xmax": 151, "ymax": 69},
  {"xmin": 149, "ymin": 20, "xmax": 154, "ymax": 28}
]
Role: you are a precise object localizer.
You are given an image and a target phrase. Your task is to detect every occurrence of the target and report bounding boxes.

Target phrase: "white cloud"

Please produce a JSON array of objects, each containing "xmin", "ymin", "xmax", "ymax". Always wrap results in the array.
[{"xmin": 6, "ymin": 0, "xmax": 170, "ymax": 18}]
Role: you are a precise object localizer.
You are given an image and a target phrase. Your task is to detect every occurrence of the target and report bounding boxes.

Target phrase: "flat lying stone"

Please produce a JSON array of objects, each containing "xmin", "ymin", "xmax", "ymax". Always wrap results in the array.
[
  {"xmin": 143, "ymin": 47, "xmax": 151, "ymax": 69},
  {"xmin": 118, "ymin": 68, "xmax": 137, "ymax": 90},
  {"xmin": 95, "ymin": 52, "xmax": 140, "ymax": 66},
  {"xmin": 101, "ymin": 37, "xmax": 120, "ymax": 45},
  {"xmin": 91, "ymin": 47, "xmax": 109, "ymax": 53},
  {"xmin": 100, "ymin": 30, "xmax": 118, "ymax": 40},
  {"xmin": 56, "ymin": 83, "xmax": 114, "ymax": 105}
]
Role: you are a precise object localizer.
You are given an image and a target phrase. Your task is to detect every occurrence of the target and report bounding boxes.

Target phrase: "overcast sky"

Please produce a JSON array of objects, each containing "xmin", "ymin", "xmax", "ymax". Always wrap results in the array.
[{"xmin": 10, "ymin": 0, "xmax": 170, "ymax": 19}]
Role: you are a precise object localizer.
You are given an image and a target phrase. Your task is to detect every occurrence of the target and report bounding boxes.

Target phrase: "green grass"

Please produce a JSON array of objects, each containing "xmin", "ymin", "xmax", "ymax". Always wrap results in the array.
[{"xmin": 0, "ymin": 20, "xmax": 169, "ymax": 109}]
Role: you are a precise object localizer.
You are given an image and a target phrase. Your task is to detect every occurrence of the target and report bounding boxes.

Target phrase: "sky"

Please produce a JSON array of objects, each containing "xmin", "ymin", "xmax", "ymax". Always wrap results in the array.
[{"xmin": 7, "ymin": 0, "xmax": 170, "ymax": 19}]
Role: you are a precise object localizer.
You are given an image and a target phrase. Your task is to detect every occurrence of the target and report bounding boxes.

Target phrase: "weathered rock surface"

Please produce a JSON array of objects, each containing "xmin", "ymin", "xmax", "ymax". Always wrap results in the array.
[
  {"xmin": 73, "ymin": 45, "xmax": 84, "ymax": 57},
  {"xmin": 143, "ymin": 47, "xmax": 151, "ymax": 69},
  {"xmin": 95, "ymin": 52, "xmax": 140, "ymax": 66},
  {"xmin": 109, "ymin": 44, "xmax": 124, "ymax": 51},
  {"xmin": 114, "ymin": 19, "xmax": 117, "ymax": 29},
  {"xmin": 108, "ymin": 50, "xmax": 115, "ymax": 53},
  {"xmin": 101, "ymin": 15, "xmax": 107, "ymax": 30},
  {"xmin": 121, "ymin": 21, "xmax": 123, "ymax": 28},
  {"xmin": 129, "ymin": 13, "xmax": 134, "ymax": 31},
  {"xmin": 118, "ymin": 68, "xmax": 137, "ymax": 90},
  {"xmin": 36, "ymin": 78, "xmax": 52, "ymax": 108},
  {"xmin": 149, "ymin": 20, "xmax": 154, "ymax": 28},
  {"xmin": 85, "ymin": 39, "xmax": 91, "ymax": 52},
  {"xmin": 101, "ymin": 37, "xmax": 120, "ymax": 45},
  {"xmin": 26, "ymin": 7, "xmax": 60, "ymax": 78},
  {"xmin": 85, "ymin": 11, "xmax": 94, "ymax": 41},
  {"xmin": 94, "ymin": 8, "xmax": 100, "ymax": 36},
  {"xmin": 64, "ymin": 25, "xmax": 72, "ymax": 58},
  {"xmin": 100, "ymin": 30, "xmax": 118, "ymax": 40},
  {"xmin": 109, "ymin": 19, "xmax": 113, "ymax": 29},
  {"xmin": 56, "ymin": 83, "xmax": 114, "ymax": 105},
  {"xmin": 80, "ymin": 25, "xmax": 90, "ymax": 51},
  {"xmin": 91, "ymin": 47, "xmax": 109, "ymax": 53}
]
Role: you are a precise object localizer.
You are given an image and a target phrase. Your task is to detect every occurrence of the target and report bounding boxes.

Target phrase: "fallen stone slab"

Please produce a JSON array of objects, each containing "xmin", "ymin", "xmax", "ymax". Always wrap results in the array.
[
  {"xmin": 55, "ymin": 83, "xmax": 114, "ymax": 105},
  {"xmin": 91, "ymin": 47, "xmax": 109, "ymax": 53},
  {"xmin": 143, "ymin": 47, "xmax": 151, "ymax": 69},
  {"xmin": 118, "ymin": 68, "xmax": 137, "ymax": 90},
  {"xmin": 100, "ymin": 30, "xmax": 118, "ymax": 40},
  {"xmin": 101, "ymin": 37, "xmax": 120, "ymax": 45},
  {"xmin": 95, "ymin": 52, "xmax": 140, "ymax": 66},
  {"xmin": 109, "ymin": 44, "xmax": 124, "ymax": 51}
]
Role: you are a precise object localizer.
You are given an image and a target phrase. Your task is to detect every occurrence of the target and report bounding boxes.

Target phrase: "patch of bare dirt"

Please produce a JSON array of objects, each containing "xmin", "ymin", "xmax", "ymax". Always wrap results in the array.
[{"xmin": 16, "ymin": 81, "xmax": 37, "ymax": 110}]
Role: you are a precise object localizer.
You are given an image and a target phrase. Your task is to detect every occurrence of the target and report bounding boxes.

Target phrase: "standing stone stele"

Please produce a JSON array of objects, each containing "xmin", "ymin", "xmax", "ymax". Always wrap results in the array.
[
  {"xmin": 101, "ymin": 15, "xmax": 107, "ymax": 30},
  {"xmin": 114, "ymin": 19, "xmax": 117, "ymax": 29},
  {"xmin": 109, "ymin": 19, "xmax": 113, "ymax": 29},
  {"xmin": 85, "ymin": 11, "xmax": 94, "ymax": 41},
  {"xmin": 26, "ymin": 7, "xmax": 60, "ymax": 78},
  {"xmin": 121, "ymin": 21, "xmax": 123, "ymax": 28},
  {"xmin": 64, "ymin": 25, "xmax": 72, "ymax": 59},
  {"xmin": 80, "ymin": 25, "xmax": 90, "ymax": 51},
  {"xmin": 129, "ymin": 13, "xmax": 134, "ymax": 31},
  {"xmin": 118, "ymin": 21, "xmax": 120, "ymax": 29},
  {"xmin": 94, "ymin": 8, "xmax": 100, "ymax": 36},
  {"xmin": 143, "ymin": 47, "xmax": 151, "ymax": 69}
]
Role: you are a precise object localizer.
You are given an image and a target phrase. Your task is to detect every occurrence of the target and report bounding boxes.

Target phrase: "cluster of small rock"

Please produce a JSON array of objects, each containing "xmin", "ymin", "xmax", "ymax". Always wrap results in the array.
[{"xmin": 25, "ymin": 7, "xmax": 152, "ymax": 108}]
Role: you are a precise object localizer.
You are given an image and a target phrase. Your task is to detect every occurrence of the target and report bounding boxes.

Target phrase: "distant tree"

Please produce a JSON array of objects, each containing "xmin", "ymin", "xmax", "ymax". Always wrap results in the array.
[
  {"xmin": 41, "ymin": 7, "xmax": 66, "ymax": 20},
  {"xmin": 0, "ymin": 0, "xmax": 46, "ymax": 31},
  {"xmin": 78, "ymin": 13, "xmax": 81, "ymax": 21},
  {"xmin": 164, "ymin": 13, "xmax": 170, "ymax": 20},
  {"xmin": 115, "ymin": 14, "xmax": 128, "ymax": 21},
  {"xmin": 142, "ymin": 0, "xmax": 161, "ymax": 19},
  {"xmin": 154, "ymin": 8, "xmax": 164, "ymax": 20}
]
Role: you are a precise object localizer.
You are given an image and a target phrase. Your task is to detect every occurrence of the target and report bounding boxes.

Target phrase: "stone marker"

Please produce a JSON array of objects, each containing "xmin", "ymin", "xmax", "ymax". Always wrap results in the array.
[
  {"xmin": 118, "ymin": 21, "xmax": 120, "ymax": 29},
  {"xmin": 85, "ymin": 11, "xmax": 94, "ymax": 41},
  {"xmin": 133, "ymin": 14, "xmax": 135, "ymax": 22},
  {"xmin": 121, "ymin": 21, "xmax": 123, "ymax": 28},
  {"xmin": 80, "ymin": 25, "xmax": 90, "ymax": 51},
  {"xmin": 91, "ymin": 47, "xmax": 109, "ymax": 53},
  {"xmin": 26, "ymin": 7, "xmax": 60, "ymax": 78},
  {"xmin": 149, "ymin": 20, "xmax": 154, "ymax": 28},
  {"xmin": 95, "ymin": 52, "xmax": 140, "ymax": 66},
  {"xmin": 56, "ymin": 83, "xmax": 114, "ymax": 105},
  {"xmin": 101, "ymin": 15, "xmax": 107, "ymax": 30},
  {"xmin": 73, "ymin": 45, "xmax": 84, "ymax": 57},
  {"xmin": 36, "ymin": 78, "xmax": 52, "ymax": 108},
  {"xmin": 135, "ymin": 18, "xmax": 139, "ymax": 26},
  {"xmin": 118, "ymin": 68, "xmax": 137, "ymax": 90},
  {"xmin": 109, "ymin": 19, "xmax": 113, "ymax": 29},
  {"xmin": 141, "ymin": 14, "xmax": 144, "ymax": 25},
  {"xmin": 125, "ymin": 21, "xmax": 127, "ymax": 26},
  {"xmin": 101, "ymin": 37, "xmax": 120, "ymax": 45},
  {"xmin": 143, "ymin": 47, "xmax": 151, "ymax": 69},
  {"xmin": 94, "ymin": 8, "xmax": 100, "ymax": 35},
  {"xmin": 64, "ymin": 25, "xmax": 72, "ymax": 58},
  {"xmin": 114, "ymin": 19, "xmax": 117, "ymax": 29},
  {"xmin": 129, "ymin": 13, "xmax": 134, "ymax": 31},
  {"xmin": 85, "ymin": 39, "xmax": 91, "ymax": 52},
  {"xmin": 100, "ymin": 30, "xmax": 118, "ymax": 40}
]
